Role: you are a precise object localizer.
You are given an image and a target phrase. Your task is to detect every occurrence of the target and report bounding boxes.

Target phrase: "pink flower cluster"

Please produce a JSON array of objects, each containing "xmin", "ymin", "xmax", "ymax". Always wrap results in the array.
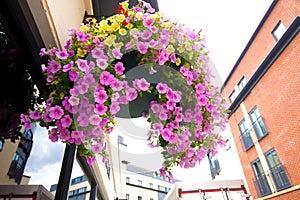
[{"xmin": 21, "ymin": 1, "xmax": 228, "ymax": 181}]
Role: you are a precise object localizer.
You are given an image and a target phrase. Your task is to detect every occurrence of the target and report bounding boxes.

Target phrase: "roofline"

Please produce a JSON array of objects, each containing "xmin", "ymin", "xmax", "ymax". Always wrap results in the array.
[
  {"xmin": 227, "ymin": 16, "xmax": 300, "ymax": 117},
  {"xmin": 221, "ymin": 0, "xmax": 279, "ymax": 92}
]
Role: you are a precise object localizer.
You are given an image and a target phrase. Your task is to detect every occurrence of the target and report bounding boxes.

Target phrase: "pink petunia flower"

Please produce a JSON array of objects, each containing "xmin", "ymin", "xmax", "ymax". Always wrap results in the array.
[
  {"xmin": 49, "ymin": 105, "xmax": 64, "ymax": 120},
  {"xmin": 60, "ymin": 115, "xmax": 72, "ymax": 128},
  {"xmin": 125, "ymin": 88, "xmax": 138, "ymax": 101},
  {"xmin": 92, "ymin": 142, "xmax": 103, "ymax": 154},
  {"xmin": 112, "ymin": 48, "xmax": 123, "ymax": 59},
  {"xmin": 29, "ymin": 110, "xmax": 40, "ymax": 120},
  {"xmin": 94, "ymin": 103, "xmax": 108, "ymax": 115},
  {"xmin": 56, "ymin": 49, "xmax": 69, "ymax": 60},
  {"xmin": 94, "ymin": 89, "xmax": 108, "ymax": 103},
  {"xmin": 114, "ymin": 62, "xmax": 125, "ymax": 75}
]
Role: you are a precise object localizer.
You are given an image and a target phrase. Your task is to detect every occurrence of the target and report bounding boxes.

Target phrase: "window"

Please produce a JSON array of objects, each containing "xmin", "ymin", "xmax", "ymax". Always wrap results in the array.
[
  {"xmin": 0, "ymin": 139, "xmax": 3, "ymax": 151},
  {"xmin": 22, "ymin": 129, "xmax": 33, "ymax": 140},
  {"xmin": 238, "ymin": 76, "xmax": 247, "ymax": 91},
  {"xmin": 149, "ymin": 183, "xmax": 153, "ymax": 189},
  {"xmin": 239, "ymin": 119, "xmax": 253, "ymax": 150},
  {"xmin": 126, "ymin": 194, "xmax": 129, "ymax": 200},
  {"xmin": 208, "ymin": 152, "xmax": 221, "ymax": 179},
  {"xmin": 118, "ymin": 135, "xmax": 127, "ymax": 146},
  {"xmin": 126, "ymin": 177, "xmax": 130, "ymax": 183},
  {"xmin": 229, "ymin": 89, "xmax": 238, "ymax": 103},
  {"xmin": 225, "ymin": 139, "xmax": 231, "ymax": 151},
  {"xmin": 265, "ymin": 149, "xmax": 290, "ymax": 190},
  {"xmin": 71, "ymin": 175, "xmax": 87, "ymax": 185},
  {"xmin": 252, "ymin": 159, "xmax": 271, "ymax": 196},
  {"xmin": 13, "ymin": 152, "xmax": 24, "ymax": 169},
  {"xmin": 157, "ymin": 185, "xmax": 161, "ymax": 190},
  {"xmin": 272, "ymin": 21, "xmax": 287, "ymax": 41},
  {"xmin": 138, "ymin": 180, "xmax": 142, "ymax": 186},
  {"xmin": 249, "ymin": 107, "xmax": 267, "ymax": 140},
  {"xmin": 105, "ymin": 159, "xmax": 111, "ymax": 179},
  {"xmin": 138, "ymin": 196, "xmax": 142, "ymax": 200}
]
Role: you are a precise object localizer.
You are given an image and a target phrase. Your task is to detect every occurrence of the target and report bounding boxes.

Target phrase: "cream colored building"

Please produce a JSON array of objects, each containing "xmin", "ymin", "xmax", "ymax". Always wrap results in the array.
[{"xmin": 0, "ymin": 125, "xmax": 36, "ymax": 185}]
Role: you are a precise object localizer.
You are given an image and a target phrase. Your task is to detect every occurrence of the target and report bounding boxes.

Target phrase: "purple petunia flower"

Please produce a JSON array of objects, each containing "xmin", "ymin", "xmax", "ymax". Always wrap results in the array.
[
  {"xmin": 47, "ymin": 60, "xmax": 61, "ymax": 74},
  {"xmin": 110, "ymin": 102, "xmax": 120, "ymax": 115},
  {"xmin": 112, "ymin": 48, "xmax": 123, "ymax": 59},
  {"xmin": 94, "ymin": 89, "xmax": 108, "ymax": 103},
  {"xmin": 49, "ymin": 105, "xmax": 64, "ymax": 120},
  {"xmin": 56, "ymin": 49, "xmax": 69, "ymax": 60},
  {"xmin": 60, "ymin": 115, "xmax": 72, "ymax": 128},
  {"xmin": 29, "ymin": 110, "xmax": 40, "ymax": 120},
  {"xmin": 114, "ymin": 62, "xmax": 125, "ymax": 75},
  {"xmin": 100, "ymin": 71, "xmax": 115, "ymax": 86},
  {"xmin": 125, "ymin": 88, "xmax": 138, "ymax": 101},
  {"xmin": 92, "ymin": 142, "xmax": 103, "ymax": 154},
  {"xmin": 94, "ymin": 103, "xmax": 107, "ymax": 115},
  {"xmin": 137, "ymin": 42, "xmax": 148, "ymax": 54}
]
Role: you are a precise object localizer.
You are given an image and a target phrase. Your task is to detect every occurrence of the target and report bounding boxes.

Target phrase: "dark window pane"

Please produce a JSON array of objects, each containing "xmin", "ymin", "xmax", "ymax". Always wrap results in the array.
[
  {"xmin": 239, "ymin": 119, "xmax": 253, "ymax": 150},
  {"xmin": 266, "ymin": 149, "xmax": 291, "ymax": 190},
  {"xmin": 252, "ymin": 159, "xmax": 271, "ymax": 196}
]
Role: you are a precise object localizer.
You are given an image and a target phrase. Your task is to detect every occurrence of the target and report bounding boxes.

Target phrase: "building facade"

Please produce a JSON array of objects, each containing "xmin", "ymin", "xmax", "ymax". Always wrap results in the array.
[
  {"xmin": 221, "ymin": 0, "xmax": 300, "ymax": 199},
  {"xmin": 0, "ymin": 125, "xmax": 36, "ymax": 185}
]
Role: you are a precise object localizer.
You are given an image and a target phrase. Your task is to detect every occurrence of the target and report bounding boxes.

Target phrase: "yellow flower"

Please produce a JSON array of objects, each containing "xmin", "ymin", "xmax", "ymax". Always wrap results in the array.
[
  {"xmin": 185, "ymin": 43, "xmax": 192, "ymax": 51},
  {"xmin": 77, "ymin": 48, "xmax": 86, "ymax": 57},
  {"xmin": 176, "ymin": 57, "xmax": 181, "ymax": 66},
  {"xmin": 91, "ymin": 18, "xmax": 97, "ymax": 24},
  {"xmin": 104, "ymin": 35, "xmax": 116, "ymax": 46},
  {"xmin": 126, "ymin": 23, "xmax": 134, "ymax": 29},
  {"xmin": 119, "ymin": 28, "xmax": 127, "ymax": 36},
  {"xmin": 154, "ymin": 12, "xmax": 162, "ymax": 19},
  {"xmin": 188, "ymin": 52, "xmax": 193, "ymax": 60},
  {"xmin": 170, "ymin": 37, "xmax": 176, "ymax": 44},
  {"xmin": 80, "ymin": 24, "xmax": 89, "ymax": 32},
  {"xmin": 99, "ymin": 20, "xmax": 109, "ymax": 31},
  {"xmin": 121, "ymin": 1, "xmax": 129, "ymax": 10},
  {"xmin": 166, "ymin": 45, "xmax": 175, "ymax": 54},
  {"xmin": 116, "ymin": 14, "xmax": 126, "ymax": 23},
  {"xmin": 135, "ymin": 12, "xmax": 143, "ymax": 20},
  {"xmin": 164, "ymin": 22, "xmax": 171, "ymax": 29},
  {"xmin": 114, "ymin": 42, "xmax": 124, "ymax": 49},
  {"xmin": 178, "ymin": 45, "xmax": 185, "ymax": 53},
  {"xmin": 111, "ymin": 22, "xmax": 120, "ymax": 32}
]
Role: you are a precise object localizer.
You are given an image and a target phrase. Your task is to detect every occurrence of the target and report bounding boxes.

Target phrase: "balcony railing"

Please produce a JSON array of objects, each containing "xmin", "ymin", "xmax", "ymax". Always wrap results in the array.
[
  {"xmin": 252, "ymin": 116, "xmax": 268, "ymax": 140},
  {"xmin": 253, "ymin": 172, "xmax": 272, "ymax": 197},
  {"xmin": 239, "ymin": 129, "xmax": 253, "ymax": 151},
  {"xmin": 269, "ymin": 164, "xmax": 291, "ymax": 191},
  {"xmin": 253, "ymin": 163, "xmax": 291, "ymax": 197}
]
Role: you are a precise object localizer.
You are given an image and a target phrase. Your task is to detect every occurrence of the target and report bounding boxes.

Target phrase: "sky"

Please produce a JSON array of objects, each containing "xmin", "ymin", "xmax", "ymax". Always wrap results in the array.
[{"xmin": 24, "ymin": 0, "xmax": 273, "ymax": 191}]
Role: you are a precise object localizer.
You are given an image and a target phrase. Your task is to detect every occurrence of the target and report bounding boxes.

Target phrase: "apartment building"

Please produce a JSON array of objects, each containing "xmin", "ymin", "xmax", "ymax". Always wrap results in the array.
[
  {"xmin": 0, "ymin": 124, "xmax": 36, "ymax": 185},
  {"xmin": 221, "ymin": 0, "xmax": 300, "ymax": 199}
]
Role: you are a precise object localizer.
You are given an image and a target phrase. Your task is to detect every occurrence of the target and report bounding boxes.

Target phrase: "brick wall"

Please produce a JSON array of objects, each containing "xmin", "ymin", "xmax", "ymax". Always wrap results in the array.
[{"xmin": 223, "ymin": 0, "xmax": 300, "ymax": 199}]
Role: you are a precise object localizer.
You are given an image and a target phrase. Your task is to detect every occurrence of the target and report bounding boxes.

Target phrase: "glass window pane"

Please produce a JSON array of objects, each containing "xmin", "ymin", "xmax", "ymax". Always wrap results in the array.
[
  {"xmin": 238, "ymin": 77, "xmax": 247, "ymax": 91},
  {"xmin": 239, "ymin": 120, "xmax": 253, "ymax": 150},
  {"xmin": 250, "ymin": 107, "xmax": 267, "ymax": 139},
  {"xmin": 0, "ymin": 140, "xmax": 3, "ymax": 151},
  {"xmin": 252, "ymin": 159, "xmax": 271, "ymax": 196},
  {"xmin": 266, "ymin": 150, "xmax": 291, "ymax": 190},
  {"xmin": 272, "ymin": 21, "xmax": 287, "ymax": 41}
]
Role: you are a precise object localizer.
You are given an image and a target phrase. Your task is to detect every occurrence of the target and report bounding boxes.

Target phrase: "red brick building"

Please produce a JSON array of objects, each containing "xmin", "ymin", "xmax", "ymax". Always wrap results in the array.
[{"xmin": 221, "ymin": 0, "xmax": 300, "ymax": 199}]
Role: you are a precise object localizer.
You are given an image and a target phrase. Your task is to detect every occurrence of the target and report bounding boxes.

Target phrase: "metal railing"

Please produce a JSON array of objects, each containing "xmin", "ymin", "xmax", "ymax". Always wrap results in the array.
[
  {"xmin": 253, "ymin": 163, "xmax": 291, "ymax": 197},
  {"xmin": 269, "ymin": 164, "xmax": 291, "ymax": 191},
  {"xmin": 253, "ymin": 172, "xmax": 272, "ymax": 197}
]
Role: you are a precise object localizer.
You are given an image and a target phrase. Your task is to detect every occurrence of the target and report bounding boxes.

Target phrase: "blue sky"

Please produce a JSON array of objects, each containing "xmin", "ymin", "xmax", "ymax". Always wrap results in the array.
[{"xmin": 24, "ymin": 0, "xmax": 273, "ymax": 190}]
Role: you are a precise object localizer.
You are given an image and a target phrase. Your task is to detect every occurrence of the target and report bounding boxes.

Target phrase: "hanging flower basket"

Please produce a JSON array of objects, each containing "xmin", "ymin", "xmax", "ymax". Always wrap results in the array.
[{"xmin": 21, "ymin": 1, "xmax": 228, "ymax": 181}]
